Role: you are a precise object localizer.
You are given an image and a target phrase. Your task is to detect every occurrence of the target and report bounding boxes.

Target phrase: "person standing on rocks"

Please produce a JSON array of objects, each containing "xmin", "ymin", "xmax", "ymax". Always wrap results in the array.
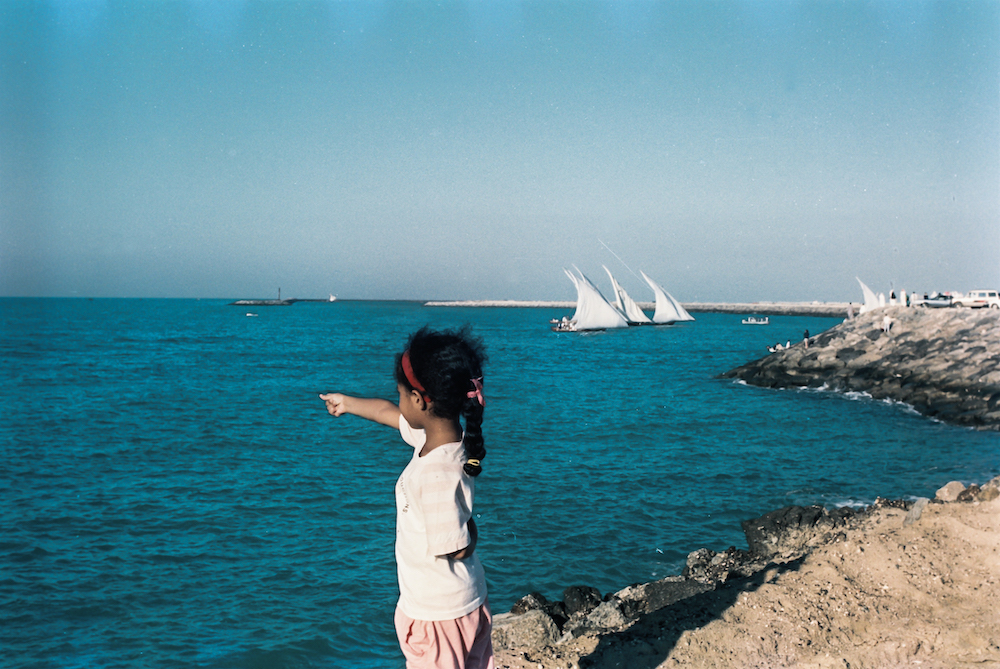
[
  {"xmin": 803, "ymin": 329, "xmax": 810, "ymax": 348},
  {"xmin": 320, "ymin": 326, "xmax": 494, "ymax": 669}
]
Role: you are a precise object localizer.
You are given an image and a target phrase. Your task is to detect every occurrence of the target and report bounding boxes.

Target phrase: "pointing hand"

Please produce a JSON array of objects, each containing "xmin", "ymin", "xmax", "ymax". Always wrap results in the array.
[{"xmin": 319, "ymin": 393, "xmax": 347, "ymax": 417}]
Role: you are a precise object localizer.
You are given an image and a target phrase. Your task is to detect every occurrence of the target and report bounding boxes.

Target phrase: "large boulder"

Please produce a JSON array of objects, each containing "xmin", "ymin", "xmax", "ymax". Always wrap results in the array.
[
  {"xmin": 509, "ymin": 591, "xmax": 567, "ymax": 628},
  {"xmin": 741, "ymin": 505, "xmax": 855, "ymax": 559},
  {"xmin": 562, "ymin": 585, "xmax": 602, "ymax": 617},
  {"xmin": 491, "ymin": 609, "xmax": 560, "ymax": 651},
  {"xmin": 683, "ymin": 546, "xmax": 767, "ymax": 584},
  {"xmin": 562, "ymin": 576, "xmax": 713, "ymax": 638},
  {"xmin": 935, "ymin": 480, "xmax": 966, "ymax": 502}
]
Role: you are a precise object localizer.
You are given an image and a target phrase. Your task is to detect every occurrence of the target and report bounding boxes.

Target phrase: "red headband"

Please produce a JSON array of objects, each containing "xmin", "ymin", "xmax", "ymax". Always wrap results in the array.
[{"xmin": 401, "ymin": 350, "xmax": 427, "ymax": 394}]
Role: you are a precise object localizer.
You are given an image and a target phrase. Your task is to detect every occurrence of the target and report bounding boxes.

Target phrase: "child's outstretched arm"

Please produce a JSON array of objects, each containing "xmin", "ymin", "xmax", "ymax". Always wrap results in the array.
[{"xmin": 319, "ymin": 393, "xmax": 400, "ymax": 428}]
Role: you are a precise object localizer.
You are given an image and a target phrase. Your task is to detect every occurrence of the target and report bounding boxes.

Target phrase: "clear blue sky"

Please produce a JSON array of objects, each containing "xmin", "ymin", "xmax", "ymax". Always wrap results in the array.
[{"xmin": 3, "ymin": 1, "xmax": 998, "ymax": 302}]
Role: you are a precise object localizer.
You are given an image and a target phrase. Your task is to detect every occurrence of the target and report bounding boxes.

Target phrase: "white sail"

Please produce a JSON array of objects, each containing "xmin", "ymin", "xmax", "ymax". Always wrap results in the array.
[
  {"xmin": 602, "ymin": 266, "xmax": 626, "ymax": 314},
  {"xmin": 665, "ymin": 289, "xmax": 695, "ymax": 322},
  {"xmin": 640, "ymin": 271, "xmax": 694, "ymax": 323},
  {"xmin": 563, "ymin": 268, "xmax": 628, "ymax": 330},
  {"xmin": 603, "ymin": 266, "xmax": 652, "ymax": 324},
  {"xmin": 856, "ymin": 277, "xmax": 879, "ymax": 313}
]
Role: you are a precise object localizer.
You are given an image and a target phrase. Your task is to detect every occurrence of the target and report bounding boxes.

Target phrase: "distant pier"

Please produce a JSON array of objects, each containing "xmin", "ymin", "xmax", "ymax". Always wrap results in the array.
[
  {"xmin": 425, "ymin": 300, "xmax": 852, "ymax": 317},
  {"xmin": 229, "ymin": 298, "xmax": 853, "ymax": 317},
  {"xmin": 229, "ymin": 298, "xmax": 333, "ymax": 306}
]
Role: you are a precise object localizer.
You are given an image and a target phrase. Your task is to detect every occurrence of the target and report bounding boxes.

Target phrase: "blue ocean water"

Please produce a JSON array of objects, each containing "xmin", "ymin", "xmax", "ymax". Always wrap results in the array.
[{"xmin": 3, "ymin": 298, "xmax": 997, "ymax": 669}]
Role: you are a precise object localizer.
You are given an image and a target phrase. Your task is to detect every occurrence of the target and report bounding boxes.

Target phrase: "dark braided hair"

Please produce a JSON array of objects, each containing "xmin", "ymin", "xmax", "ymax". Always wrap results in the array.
[{"xmin": 395, "ymin": 326, "xmax": 487, "ymax": 476}]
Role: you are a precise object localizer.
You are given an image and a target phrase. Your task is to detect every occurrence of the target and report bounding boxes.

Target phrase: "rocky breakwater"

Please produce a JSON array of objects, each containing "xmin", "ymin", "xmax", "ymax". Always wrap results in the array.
[
  {"xmin": 492, "ymin": 478, "xmax": 1000, "ymax": 668},
  {"xmin": 722, "ymin": 306, "xmax": 1000, "ymax": 430},
  {"xmin": 492, "ymin": 503, "xmax": 871, "ymax": 667}
]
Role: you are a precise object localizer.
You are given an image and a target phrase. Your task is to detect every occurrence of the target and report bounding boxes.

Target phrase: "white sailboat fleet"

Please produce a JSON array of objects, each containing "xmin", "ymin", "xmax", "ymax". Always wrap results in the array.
[{"xmin": 553, "ymin": 266, "xmax": 694, "ymax": 332}]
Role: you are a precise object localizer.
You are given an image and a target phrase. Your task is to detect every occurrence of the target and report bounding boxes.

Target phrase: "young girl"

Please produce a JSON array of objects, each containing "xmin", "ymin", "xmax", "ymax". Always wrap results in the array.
[{"xmin": 319, "ymin": 326, "xmax": 493, "ymax": 669}]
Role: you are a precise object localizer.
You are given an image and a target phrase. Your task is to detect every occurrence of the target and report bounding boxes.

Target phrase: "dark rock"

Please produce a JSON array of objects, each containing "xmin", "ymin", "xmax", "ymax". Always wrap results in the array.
[
  {"xmin": 683, "ymin": 546, "xmax": 764, "ymax": 584},
  {"xmin": 613, "ymin": 576, "xmax": 713, "ymax": 619},
  {"xmin": 510, "ymin": 591, "xmax": 551, "ymax": 615},
  {"xmin": 741, "ymin": 505, "xmax": 855, "ymax": 559},
  {"xmin": 683, "ymin": 548, "xmax": 715, "ymax": 581},
  {"xmin": 509, "ymin": 592, "xmax": 568, "ymax": 628},
  {"xmin": 562, "ymin": 585, "xmax": 602, "ymax": 617},
  {"xmin": 956, "ymin": 484, "xmax": 981, "ymax": 502}
]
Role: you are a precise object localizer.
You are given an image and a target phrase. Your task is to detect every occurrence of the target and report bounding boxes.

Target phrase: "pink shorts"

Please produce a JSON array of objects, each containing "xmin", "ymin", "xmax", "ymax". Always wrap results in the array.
[{"xmin": 394, "ymin": 600, "xmax": 494, "ymax": 669}]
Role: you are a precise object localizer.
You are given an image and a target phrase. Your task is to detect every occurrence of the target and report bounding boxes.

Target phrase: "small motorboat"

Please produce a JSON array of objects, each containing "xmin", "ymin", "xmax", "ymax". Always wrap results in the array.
[{"xmin": 742, "ymin": 316, "xmax": 769, "ymax": 325}]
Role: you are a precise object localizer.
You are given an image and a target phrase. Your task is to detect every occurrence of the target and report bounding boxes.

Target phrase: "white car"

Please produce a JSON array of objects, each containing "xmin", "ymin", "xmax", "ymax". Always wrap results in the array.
[{"xmin": 953, "ymin": 290, "xmax": 1000, "ymax": 309}]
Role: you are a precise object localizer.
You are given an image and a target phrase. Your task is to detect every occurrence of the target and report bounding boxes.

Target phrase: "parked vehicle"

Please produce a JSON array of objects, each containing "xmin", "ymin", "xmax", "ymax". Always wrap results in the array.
[
  {"xmin": 953, "ymin": 289, "xmax": 1000, "ymax": 309},
  {"xmin": 919, "ymin": 293, "xmax": 954, "ymax": 308}
]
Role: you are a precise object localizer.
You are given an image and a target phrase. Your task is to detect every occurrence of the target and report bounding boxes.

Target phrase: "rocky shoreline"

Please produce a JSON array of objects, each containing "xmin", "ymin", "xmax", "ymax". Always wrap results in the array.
[
  {"xmin": 492, "ymin": 479, "xmax": 1000, "ymax": 668},
  {"xmin": 722, "ymin": 306, "xmax": 1000, "ymax": 431}
]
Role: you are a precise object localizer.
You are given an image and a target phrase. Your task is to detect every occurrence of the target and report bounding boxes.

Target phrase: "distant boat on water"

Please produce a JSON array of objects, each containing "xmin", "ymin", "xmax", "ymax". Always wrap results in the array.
[
  {"xmin": 329, "ymin": 294, "xmax": 337, "ymax": 302},
  {"xmin": 554, "ymin": 267, "xmax": 629, "ymax": 331},
  {"xmin": 742, "ymin": 316, "xmax": 769, "ymax": 325},
  {"xmin": 640, "ymin": 270, "xmax": 695, "ymax": 324},
  {"xmin": 604, "ymin": 266, "xmax": 652, "ymax": 325},
  {"xmin": 555, "ymin": 266, "xmax": 693, "ymax": 332}
]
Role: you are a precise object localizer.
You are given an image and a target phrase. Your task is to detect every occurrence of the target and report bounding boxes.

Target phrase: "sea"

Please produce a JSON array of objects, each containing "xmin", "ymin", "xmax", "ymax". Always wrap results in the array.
[{"xmin": 3, "ymin": 298, "xmax": 998, "ymax": 669}]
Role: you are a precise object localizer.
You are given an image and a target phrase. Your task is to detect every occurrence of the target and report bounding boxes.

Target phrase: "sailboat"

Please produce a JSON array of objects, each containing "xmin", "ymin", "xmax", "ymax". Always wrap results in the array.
[
  {"xmin": 856, "ymin": 277, "xmax": 879, "ymax": 313},
  {"xmin": 603, "ymin": 266, "xmax": 652, "ymax": 325},
  {"xmin": 640, "ymin": 271, "xmax": 695, "ymax": 324},
  {"xmin": 554, "ymin": 267, "xmax": 629, "ymax": 331}
]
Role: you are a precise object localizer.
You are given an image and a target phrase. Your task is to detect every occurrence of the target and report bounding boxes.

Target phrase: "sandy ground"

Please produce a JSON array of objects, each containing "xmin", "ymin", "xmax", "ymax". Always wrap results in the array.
[{"xmin": 495, "ymin": 495, "xmax": 1000, "ymax": 669}]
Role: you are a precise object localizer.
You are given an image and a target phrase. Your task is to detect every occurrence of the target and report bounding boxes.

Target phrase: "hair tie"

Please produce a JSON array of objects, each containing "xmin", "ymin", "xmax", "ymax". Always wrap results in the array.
[
  {"xmin": 467, "ymin": 377, "xmax": 485, "ymax": 407},
  {"xmin": 466, "ymin": 459, "xmax": 481, "ymax": 468},
  {"xmin": 401, "ymin": 350, "xmax": 430, "ymax": 401}
]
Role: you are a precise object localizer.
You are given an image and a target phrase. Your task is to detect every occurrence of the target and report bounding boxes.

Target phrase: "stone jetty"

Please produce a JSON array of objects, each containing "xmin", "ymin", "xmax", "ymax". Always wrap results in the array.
[
  {"xmin": 493, "ymin": 478, "xmax": 1000, "ymax": 668},
  {"xmin": 722, "ymin": 306, "xmax": 1000, "ymax": 431}
]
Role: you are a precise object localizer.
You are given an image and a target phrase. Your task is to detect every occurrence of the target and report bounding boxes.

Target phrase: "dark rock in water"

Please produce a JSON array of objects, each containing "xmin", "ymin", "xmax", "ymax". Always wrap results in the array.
[
  {"xmin": 562, "ymin": 585, "xmax": 602, "ymax": 617},
  {"xmin": 721, "ymin": 307, "xmax": 1000, "ymax": 430}
]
